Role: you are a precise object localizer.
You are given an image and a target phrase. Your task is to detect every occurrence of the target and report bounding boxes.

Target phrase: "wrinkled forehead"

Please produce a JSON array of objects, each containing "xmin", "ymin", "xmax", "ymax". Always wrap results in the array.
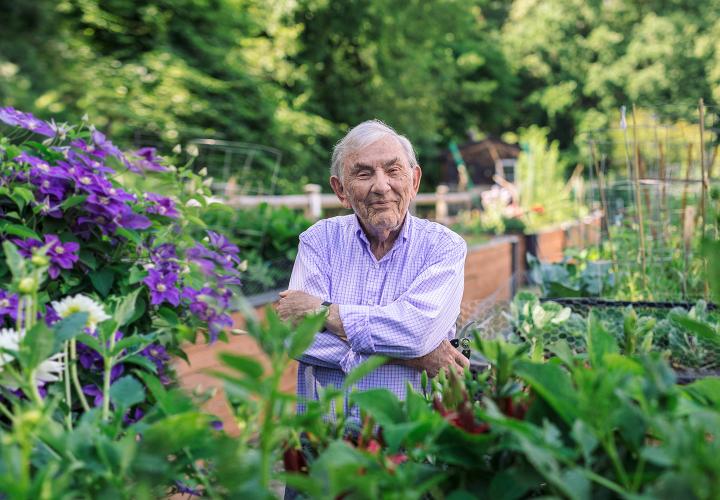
[{"xmin": 343, "ymin": 136, "xmax": 409, "ymax": 174}]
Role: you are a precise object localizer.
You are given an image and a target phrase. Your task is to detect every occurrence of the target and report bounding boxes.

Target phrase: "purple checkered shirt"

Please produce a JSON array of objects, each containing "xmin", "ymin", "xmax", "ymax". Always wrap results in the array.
[{"xmin": 289, "ymin": 213, "xmax": 466, "ymax": 417}]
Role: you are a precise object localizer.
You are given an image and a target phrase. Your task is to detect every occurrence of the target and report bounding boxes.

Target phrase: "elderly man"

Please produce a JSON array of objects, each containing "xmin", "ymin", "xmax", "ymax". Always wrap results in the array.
[{"xmin": 277, "ymin": 120, "xmax": 468, "ymax": 414}]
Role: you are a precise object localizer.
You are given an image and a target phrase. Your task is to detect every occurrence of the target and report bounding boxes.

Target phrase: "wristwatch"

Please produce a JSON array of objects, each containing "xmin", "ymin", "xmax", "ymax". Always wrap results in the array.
[{"xmin": 321, "ymin": 300, "xmax": 332, "ymax": 308}]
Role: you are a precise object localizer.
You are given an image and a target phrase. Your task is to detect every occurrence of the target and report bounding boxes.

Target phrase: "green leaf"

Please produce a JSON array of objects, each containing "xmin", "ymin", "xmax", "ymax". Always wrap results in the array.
[
  {"xmin": 2, "ymin": 241, "xmax": 25, "ymax": 278},
  {"xmin": 112, "ymin": 335, "xmax": 153, "ymax": 357},
  {"xmin": 0, "ymin": 221, "xmax": 41, "ymax": 240},
  {"xmin": 89, "ymin": 268, "xmax": 115, "ymax": 297},
  {"xmin": 571, "ymin": 420, "xmax": 598, "ymax": 465},
  {"xmin": 128, "ymin": 267, "xmax": 147, "ymax": 285},
  {"xmin": 11, "ymin": 187, "xmax": 34, "ymax": 211},
  {"xmin": 134, "ymin": 370, "xmax": 168, "ymax": 402},
  {"xmin": 515, "ymin": 360, "xmax": 578, "ymax": 425},
  {"xmin": 488, "ymin": 467, "xmax": 542, "ymax": 500},
  {"xmin": 115, "ymin": 227, "xmax": 142, "ymax": 245},
  {"xmin": 702, "ymin": 239, "xmax": 720, "ymax": 304},
  {"xmin": 59, "ymin": 194, "xmax": 87, "ymax": 210},
  {"xmin": 350, "ymin": 388, "xmax": 404, "ymax": 426},
  {"xmin": 670, "ymin": 313, "xmax": 720, "ymax": 348},
  {"xmin": 123, "ymin": 354, "xmax": 158, "ymax": 374},
  {"xmin": 110, "ymin": 375, "xmax": 145, "ymax": 411},
  {"xmin": 113, "ymin": 288, "xmax": 143, "ymax": 327},
  {"xmin": 79, "ymin": 250, "xmax": 97, "ymax": 270},
  {"xmin": 288, "ymin": 311, "xmax": 327, "ymax": 359},
  {"xmin": 20, "ymin": 322, "xmax": 55, "ymax": 371},
  {"xmin": 586, "ymin": 312, "xmax": 618, "ymax": 367},
  {"xmin": 218, "ymin": 352, "xmax": 264, "ymax": 379},
  {"xmin": 157, "ymin": 307, "xmax": 178, "ymax": 326},
  {"xmin": 53, "ymin": 311, "xmax": 89, "ymax": 344},
  {"xmin": 547, "ymin": 340, "xmax": 575, "ymax": 367},
  {"xmin": 342, "ymin": 355, "xmax": 388, "ymax": 390},
  {"xmin": 76, "ymin": 333, "xmax": 101, "ymax": 352}
]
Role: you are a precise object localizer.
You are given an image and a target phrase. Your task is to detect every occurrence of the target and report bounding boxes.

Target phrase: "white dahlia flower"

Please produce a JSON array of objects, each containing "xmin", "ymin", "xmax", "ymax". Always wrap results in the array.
[
  {"xmin": 0, "ymin": 328, "xmax": 65, "ymax": 389},
  {"xmin": 0, "ymin": 328, "xmax": 20, "ymax": 368},
  {"xmin": 51, "ymin": 294, "xmax": 110, "ymax": 331}
]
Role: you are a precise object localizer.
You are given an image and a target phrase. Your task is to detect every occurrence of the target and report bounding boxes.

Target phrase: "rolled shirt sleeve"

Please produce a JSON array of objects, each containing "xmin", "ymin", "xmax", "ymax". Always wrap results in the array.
[
  {"xmin": 339, "ymin": 239, "xmax": 466, "ymax": 359},
  {"xmin": 289, "ymin": 237, "xmax": 360, "ymax": 371}
]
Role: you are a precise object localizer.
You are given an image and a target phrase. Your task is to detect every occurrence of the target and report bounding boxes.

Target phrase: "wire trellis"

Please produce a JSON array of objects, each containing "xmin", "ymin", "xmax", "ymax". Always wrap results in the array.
[{"xmin": 583, "ymin": 101, "xmax": 719, "ymax": 302}]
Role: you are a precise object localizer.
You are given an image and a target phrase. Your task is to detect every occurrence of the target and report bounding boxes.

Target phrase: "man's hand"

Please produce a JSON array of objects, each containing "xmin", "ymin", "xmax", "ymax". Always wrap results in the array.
[
  {"xmin": 276, "ymin": 290, "xmax": 323, "ymax": 322},
  {"xmin": 395, "ymin": 339, "xmax": 469, "ymax": 378}
]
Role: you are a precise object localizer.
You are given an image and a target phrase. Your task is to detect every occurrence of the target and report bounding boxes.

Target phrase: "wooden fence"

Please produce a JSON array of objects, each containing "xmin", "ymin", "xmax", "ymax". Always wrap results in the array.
[{"xmin": 218, "ymin": 183, "xmax": 488, "ymax": 223}]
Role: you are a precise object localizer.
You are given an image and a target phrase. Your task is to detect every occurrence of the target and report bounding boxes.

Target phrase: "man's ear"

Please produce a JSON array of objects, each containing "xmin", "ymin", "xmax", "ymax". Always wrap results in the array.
[
  {"xmin": 412, "ymin": 165, "xmax": 422, "ymax": 195},
  {"xmin": 329, "ymin": 175, "xmax": 352, "ymax": 209}
]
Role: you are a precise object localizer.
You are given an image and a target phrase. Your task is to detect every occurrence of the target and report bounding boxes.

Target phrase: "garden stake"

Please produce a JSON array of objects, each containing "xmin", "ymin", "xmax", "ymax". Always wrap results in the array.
[
  {"xmin": 699, "ymin": 98, "xmax": 710, "ymax": 299},
  {"xmin": 680, "ymin": 143, "xmax": 694, "ymax": 293},
  {"xmin": 620, "ymin": 106, "xmax": 637, "ymax": 226},
  {"xmin": 631, "ymin": 104, "xmax": 648, "ymax": 289},
  {"xmin": 590, "ymin": 140, "xmax": 617, "ymax": 273},
  {"xmin": 658, "ymin": 141, "xmax": 671, "ymax": 245},
  {"xmin": 699, "ymin": 99, "xmax": 707, "ymax": 238}
]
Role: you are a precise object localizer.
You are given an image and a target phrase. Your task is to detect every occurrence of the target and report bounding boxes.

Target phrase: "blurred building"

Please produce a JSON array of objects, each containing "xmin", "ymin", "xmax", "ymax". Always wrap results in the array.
[{"xmin": 441, "ymin": 136, "xmax": 520, "ymax": 188}]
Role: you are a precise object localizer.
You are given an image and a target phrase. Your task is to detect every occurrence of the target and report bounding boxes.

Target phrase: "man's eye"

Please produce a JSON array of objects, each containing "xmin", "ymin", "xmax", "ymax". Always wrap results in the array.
[{"xmin": 356, "ymin": 172, "xmax": 371, "ymax": 179}]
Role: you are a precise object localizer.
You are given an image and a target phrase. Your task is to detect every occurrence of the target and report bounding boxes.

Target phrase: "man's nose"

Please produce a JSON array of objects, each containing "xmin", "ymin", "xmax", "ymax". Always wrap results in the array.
[{"xmin": 371, "ymin": 169, "xmax": 391, "ymax": 194}]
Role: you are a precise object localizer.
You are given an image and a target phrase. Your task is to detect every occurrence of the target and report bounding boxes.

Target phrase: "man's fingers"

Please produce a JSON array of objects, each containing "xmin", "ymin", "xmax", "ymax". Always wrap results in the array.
[{"xmin": 278, "ymin": 290, "xmax": 290, "ymax": 297}]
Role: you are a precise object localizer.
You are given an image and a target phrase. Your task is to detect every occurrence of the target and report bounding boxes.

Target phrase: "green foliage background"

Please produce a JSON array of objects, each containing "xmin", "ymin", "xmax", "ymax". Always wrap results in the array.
[{"xmin": 2, "ymin": 0, "xmax": 719, "ymax": 191}]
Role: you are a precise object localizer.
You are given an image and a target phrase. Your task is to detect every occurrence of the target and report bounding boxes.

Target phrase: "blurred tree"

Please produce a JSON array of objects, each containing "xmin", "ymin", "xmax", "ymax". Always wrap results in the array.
[
  {"xmin": 3, "ymin": 0, "xmax": 720, "ymax": 191},
  {"xmin": 294, "ymin": 0, "xmax": 518, "ymax": 188}
]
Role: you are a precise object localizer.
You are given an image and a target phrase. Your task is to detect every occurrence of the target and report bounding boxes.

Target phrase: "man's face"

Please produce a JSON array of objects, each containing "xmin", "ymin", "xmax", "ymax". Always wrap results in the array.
[{"xmin": 331, "ymin": 136, "xmax": 421, "ymax": 234}]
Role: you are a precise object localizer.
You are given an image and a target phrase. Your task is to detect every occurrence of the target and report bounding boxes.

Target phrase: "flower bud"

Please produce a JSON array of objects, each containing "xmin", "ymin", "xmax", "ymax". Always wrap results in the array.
[
  {"xmin": 31, "ymin": 254, "xmax": 49, "ymax": 266},
  {"xmin": 19, "ymin": 276, "xmax": 37, "ymax": 294}
]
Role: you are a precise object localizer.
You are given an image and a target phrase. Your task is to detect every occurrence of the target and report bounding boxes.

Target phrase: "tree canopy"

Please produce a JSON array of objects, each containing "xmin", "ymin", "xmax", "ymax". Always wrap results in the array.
[{"xmin": 1, "ymin": 0, "xmax": 718, "ymax": 190}]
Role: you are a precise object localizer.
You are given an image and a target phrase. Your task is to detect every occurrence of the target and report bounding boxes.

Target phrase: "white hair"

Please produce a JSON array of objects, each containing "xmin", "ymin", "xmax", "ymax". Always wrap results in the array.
[{"xmin": 330, "ymin": 120, "xmax": 418, "ymax": 179}]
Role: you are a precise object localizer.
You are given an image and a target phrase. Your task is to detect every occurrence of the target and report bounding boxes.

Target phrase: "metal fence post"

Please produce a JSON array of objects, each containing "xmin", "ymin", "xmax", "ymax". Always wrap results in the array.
[{"xmin": 304, "ymin": 183, "xmax": 322, "ymax": 220}]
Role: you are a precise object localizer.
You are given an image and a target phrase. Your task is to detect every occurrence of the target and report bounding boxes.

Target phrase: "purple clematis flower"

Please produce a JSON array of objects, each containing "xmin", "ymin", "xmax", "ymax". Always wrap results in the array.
[
  {"xmin": 44, "ymin": 305, "xmax": 60, "ymax": 326},
  {"xmin": 207, "ymin": 230, "xmax": 240, "ymax": 257},
  {"xmin": 140, "ymin": 343, "xmax": 172, "ymax": 384},
  {"xmin": 123, "ymin": 407, "xmax": 145, "ymax": 425},
  {"xmin": 91, "ymin": 128, "xmax": 126, "ymax": 163},
  {"xmin": 45, "ymin": 234, "xmax": 80, "ymax": 278},
  {"xmin": 119, "ymin": 211, "xmax": 152, "ymax": 230},
  {"xmin": 208, "ymin": 313, "xmax": 233, "ymax": 343},
  {"xmin": 67, "ymin": 150, "xmax": 115, "ymax": 175},
  {"xmin": 82, "ymin": 384, "xmax": 104, "ymax": 407},
  {"xmin": 0, "ymin": 107, "xmax": 55, "ymax": 137},
  {"xmin": 0, "ymin": 289, "xmax": 19, "ymax": 322},
  {"xmin": 77, "ymin": 331, "xmax": 125, "ymax": 380},
  {"xmin": 145, "ymin": 193, "xmax": 179, "ymax": 218},
  {"xmin": 13, "ymin": 234, "xmax": 80, "ymax": 279},
  {"xmin": 144, "ymin": 269, "xmax": 180, "ymax": 306},
  {"xmin": 70, "ymin": 138, "xmax": 106, "ymax": 157},
  {"xmin": 131, "ymin": 147, "xmax": 168, "ymax": 172}
]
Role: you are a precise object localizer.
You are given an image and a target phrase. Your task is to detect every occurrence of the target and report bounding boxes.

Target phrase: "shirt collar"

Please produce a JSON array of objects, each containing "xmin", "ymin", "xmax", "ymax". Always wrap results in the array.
[{"xmin": 352, "ymin": 213, "xmax": 412, "ymax": 248}]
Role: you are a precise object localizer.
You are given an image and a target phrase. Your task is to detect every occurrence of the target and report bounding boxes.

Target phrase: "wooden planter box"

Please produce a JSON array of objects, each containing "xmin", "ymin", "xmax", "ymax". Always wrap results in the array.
[
  {"xmin": 461, "ymin": 235, "xmax": 521, "ymax": 322},
  {"xmin": 525, "ymin": 211, "xmax": 604, "ymax": 264}
]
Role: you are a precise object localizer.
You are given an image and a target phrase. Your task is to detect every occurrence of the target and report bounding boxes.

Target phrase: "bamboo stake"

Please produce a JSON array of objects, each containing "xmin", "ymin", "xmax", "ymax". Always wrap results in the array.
[
  {"xmin": 631, "ymin": 104, "xmax": 648, "ymax": 289},
  {"xmin": 621, "ymin": 106, "xmax": 637, "ymax": 226},
  {"xmin": 590, "ymin": 140, "xmax": 618, "ymax": 273},
  {"xmin": 681, "ymin": 143, "xmax": 693, "ymax": 293},
  {"xmin": 699, "ymin": 98, "xmax": 709, "ymax": 299},
  {"xmin": 658, "ymin": 140, "xmax": 670, "ymax": 244}
]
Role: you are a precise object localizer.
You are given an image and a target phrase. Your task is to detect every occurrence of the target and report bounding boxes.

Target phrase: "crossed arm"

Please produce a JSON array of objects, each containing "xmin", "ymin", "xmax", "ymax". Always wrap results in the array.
[{"xmin": 277, "ymin": 237, "xmax": 469, "ymax": 377}]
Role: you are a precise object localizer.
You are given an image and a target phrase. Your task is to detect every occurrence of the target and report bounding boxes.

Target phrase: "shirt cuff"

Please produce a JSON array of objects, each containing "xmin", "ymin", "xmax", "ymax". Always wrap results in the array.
[
  {"xmin": 338, "ymin": 349, "xmax": 368, "ymax": 374},
  {"xmin": 339, "ymin": 304, "xmax": 374, "ymax": 354}
]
